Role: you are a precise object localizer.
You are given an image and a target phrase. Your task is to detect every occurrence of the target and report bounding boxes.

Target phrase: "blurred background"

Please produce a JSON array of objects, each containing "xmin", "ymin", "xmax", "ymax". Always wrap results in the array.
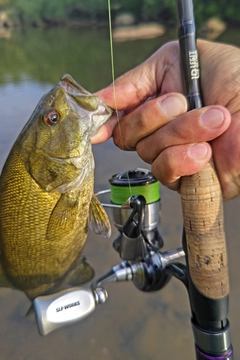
[
  {"xmin": 0, "ymin": 0, "xmax": 240, "ymax": 29},
  {"xmin": 0, "ymin": 1, "xmax": 240, "ymax": 359}
]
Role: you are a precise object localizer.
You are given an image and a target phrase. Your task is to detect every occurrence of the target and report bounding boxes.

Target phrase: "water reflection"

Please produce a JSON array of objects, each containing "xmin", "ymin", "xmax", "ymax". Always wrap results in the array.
[
  {"xmin": 0, "ymin": 27, "xmax": 172, "ymax": 89},
  {"xmin": 0, "ymin": 27, "xmax": 240, "ymax": 359}
]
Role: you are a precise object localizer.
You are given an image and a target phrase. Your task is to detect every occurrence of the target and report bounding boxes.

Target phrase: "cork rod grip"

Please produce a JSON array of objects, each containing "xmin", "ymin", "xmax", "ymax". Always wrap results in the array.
[{"xmin": 180, "ymin": 159, "xmax": 229, "ymax": 298}]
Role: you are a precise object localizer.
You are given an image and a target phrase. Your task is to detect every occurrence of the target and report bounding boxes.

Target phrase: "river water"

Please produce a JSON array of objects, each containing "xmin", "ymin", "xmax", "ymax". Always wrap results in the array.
[{"xmin": 0, "ymin": 27, "xmax": 240, "ymax": 360}]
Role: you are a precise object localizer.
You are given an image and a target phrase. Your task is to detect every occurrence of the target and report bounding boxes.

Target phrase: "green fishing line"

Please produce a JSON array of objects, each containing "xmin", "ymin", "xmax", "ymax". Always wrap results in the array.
[
  {"xmin": 107, "ymin": 0, "xmax": 115, "ymax": 84},
  {"xmin": 110, "ymin": 182, "xmax": 160, "ymax": 205},
  {"xmin": 108, "ymin": 0, "xmax": 118, "ymax": 119},
  {"xmin": 108, "ymin": 3, "xmax": 158, "ymax": 205}
]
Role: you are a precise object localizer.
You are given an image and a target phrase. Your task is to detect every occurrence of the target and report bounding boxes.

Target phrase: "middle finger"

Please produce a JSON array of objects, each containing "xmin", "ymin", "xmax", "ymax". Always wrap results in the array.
[{"xmin": 136, "ymin": 105, "xmax": 230, "ymax": 164}]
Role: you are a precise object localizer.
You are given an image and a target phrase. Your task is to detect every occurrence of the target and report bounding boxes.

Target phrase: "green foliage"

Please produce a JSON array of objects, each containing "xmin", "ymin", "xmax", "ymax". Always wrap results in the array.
[
  {"xmin": 2, "ymin": 0, "xmax": 240, "ymax": 27},
  {"xmin": 110, "ymin": 0, "xmax": 240, "ymax": 25},
  {"xmin": 194, "ymin": 0, "xmax": 240, "ymax": 24},
  {"xmin": 10, "ymin": 0, "xmax": 85, "ymax": 25}
]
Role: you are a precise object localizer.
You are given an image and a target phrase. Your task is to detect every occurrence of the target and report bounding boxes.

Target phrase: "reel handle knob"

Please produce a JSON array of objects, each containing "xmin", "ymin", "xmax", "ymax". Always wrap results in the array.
[{"xmin": 33, "ymin": 287, "xmax": 107, "ymax": 336}]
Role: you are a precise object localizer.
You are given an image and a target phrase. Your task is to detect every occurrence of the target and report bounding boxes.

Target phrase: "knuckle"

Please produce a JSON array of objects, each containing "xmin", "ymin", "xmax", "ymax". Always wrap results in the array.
[
  {"xmin": 151, "ymin": 150, "xmax": 178, "ymax": 186},
  {"xmin": 136, "ymin": 140, "xmax": 152, "ymax": 163}
]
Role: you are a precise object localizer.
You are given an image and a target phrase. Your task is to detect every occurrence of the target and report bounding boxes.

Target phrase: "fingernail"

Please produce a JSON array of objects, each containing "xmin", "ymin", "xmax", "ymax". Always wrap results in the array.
[
  {"xmin": 188, "ymin": 143, "xmax": 209, "ymax": 160},
  {"xmin": 200, "ymin": 108, "xmax": 224, "ymax": 129},
  {"xmin": 159, "ymin": 95, "xmax": 187, "ymax": 118}
]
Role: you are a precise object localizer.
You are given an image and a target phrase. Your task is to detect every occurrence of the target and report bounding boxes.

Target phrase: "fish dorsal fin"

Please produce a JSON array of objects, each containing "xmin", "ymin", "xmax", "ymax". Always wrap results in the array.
[{"xmin": 89, "ymin": 195, "xmax": 111, "ymax": 238}]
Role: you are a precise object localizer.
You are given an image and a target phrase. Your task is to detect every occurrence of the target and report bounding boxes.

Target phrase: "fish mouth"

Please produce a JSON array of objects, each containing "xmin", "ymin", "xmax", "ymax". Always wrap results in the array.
[
  {"xmin": 60, "ymin": 74, "xmax": 92, "ymax": 97},
  {"xmin": 58, "ymin": 74, "xmax": 112, "ymax": 137},
  {"xmin": 59, "ymin": 74, "xmax": 112, "ymax": 115},
  {"xmin": 59, "ymin": 74, "xmax": 106, "ymax": 114}
]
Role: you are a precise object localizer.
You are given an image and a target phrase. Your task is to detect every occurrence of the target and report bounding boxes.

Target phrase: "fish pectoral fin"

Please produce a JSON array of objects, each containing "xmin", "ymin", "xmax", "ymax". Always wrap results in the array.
[
  {"xmin": 68, "ymin": 257, "xmax": 95, "ymax": 286},
  {"xmin": 89, "ymin": 195, "xmax": 111, "ymax": 238}
]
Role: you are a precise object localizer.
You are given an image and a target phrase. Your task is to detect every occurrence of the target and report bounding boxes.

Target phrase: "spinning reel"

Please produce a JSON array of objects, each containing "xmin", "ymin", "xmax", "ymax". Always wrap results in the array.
[
  {"xmin": 34, "ymin": 168, "xmax": 185, "ymax": 335},
  {"xmin": 33, "ymin": 168, "xmax": 233, "ymax": 360}
]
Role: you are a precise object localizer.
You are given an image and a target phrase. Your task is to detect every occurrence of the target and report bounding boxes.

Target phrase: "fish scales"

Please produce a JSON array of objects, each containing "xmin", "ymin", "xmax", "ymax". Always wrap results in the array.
[{"xmin": 0, "ymin": 75, "xmax": 112, "ymax": 300}]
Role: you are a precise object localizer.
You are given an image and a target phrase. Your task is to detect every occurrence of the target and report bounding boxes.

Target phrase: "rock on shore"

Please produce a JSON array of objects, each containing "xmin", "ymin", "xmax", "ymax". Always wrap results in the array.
[
  {"xmin": 113, "ymin": 23, "xmax": 166, "ymax": 42},
  {"xmin": 202, "ymin": 17, "xmax": 227, "ymax": 40}
]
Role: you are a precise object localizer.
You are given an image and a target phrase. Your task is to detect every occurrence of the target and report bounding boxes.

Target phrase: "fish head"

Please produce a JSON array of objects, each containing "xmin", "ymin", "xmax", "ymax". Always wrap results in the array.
[
  {"xmin": 24, "ymin": 74, "xmax": 112, "ymax": 159},
  {"xmin": 19, "ymin": 75, "xmax": 112, "ymax": 192}
]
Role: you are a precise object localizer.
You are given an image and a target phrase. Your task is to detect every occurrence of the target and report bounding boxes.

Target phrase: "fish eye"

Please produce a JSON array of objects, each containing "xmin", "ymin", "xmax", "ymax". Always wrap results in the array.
[{"xmin": 43, "ymin": 110, "xmax": 60, "ymax": 126}]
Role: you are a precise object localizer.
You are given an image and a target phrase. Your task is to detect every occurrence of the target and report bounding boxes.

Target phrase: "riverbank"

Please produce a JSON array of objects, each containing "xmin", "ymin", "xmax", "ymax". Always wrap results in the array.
[{"xmin": 0, "ymin": 11, "xmax": 228, "ymax": 42}]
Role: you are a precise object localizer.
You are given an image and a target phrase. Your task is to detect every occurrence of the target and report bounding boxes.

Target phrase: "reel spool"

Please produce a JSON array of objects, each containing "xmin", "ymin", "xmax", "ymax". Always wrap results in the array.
[
  {"xmin": 109, "ymin": 168, "xmax": 163, "ymax": 253},
  {"xmin": 109, "ymin": 169, "xmax": 160, "ymax": 233}
]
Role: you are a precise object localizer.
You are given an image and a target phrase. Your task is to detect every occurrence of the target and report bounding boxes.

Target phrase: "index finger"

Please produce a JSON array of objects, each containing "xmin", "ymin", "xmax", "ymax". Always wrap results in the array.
[{"xmin": 96, "ymin": 41, "xmax": 182, "ymax": 111}]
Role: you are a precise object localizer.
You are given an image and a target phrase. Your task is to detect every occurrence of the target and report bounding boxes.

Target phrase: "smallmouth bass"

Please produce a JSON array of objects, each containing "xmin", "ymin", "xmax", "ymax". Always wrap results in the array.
[{"xmin": 0, "ymin": 75, "xmax": 112, "ymax": 300}]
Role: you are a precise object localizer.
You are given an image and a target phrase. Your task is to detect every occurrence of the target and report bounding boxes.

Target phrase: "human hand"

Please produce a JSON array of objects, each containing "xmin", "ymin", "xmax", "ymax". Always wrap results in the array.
[{"xmin": 92, "ymin": 40, "xmax": 240, "ymax": 200}]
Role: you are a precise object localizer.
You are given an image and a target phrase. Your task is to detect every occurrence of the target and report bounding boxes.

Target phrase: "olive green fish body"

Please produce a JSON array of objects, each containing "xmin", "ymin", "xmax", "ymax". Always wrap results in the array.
[{"xmin": 0, "ymin": 75, "xmax": 112, "ymax": 300}]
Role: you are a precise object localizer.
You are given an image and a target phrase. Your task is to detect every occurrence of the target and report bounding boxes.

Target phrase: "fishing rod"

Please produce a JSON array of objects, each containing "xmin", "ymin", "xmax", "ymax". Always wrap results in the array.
[
  {"xmin": 33, "ymin": 0, "xmax": 234, "ymax": 358},
  {"xmin": 177, "ymin": 0, "xmax": 233, "ymax": 358}
]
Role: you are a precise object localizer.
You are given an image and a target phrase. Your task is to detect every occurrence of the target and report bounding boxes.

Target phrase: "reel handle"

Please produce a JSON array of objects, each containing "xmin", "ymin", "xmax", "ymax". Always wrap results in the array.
[{"xmin": 33, "ymin": 287, "xmax": 107, "ymax": 336}]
